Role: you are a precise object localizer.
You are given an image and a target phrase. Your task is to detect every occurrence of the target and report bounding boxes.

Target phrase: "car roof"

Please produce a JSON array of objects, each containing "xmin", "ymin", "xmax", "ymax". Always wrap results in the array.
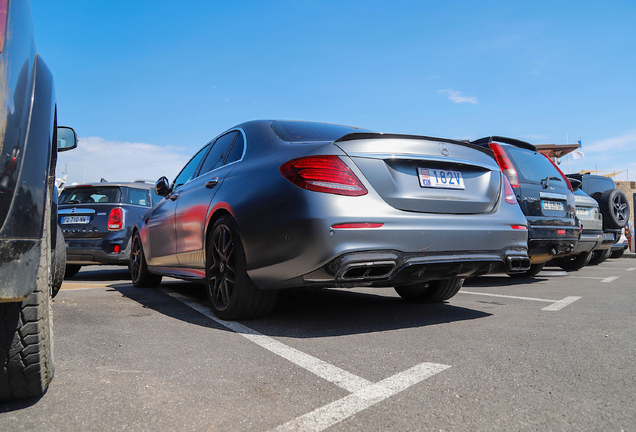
[{"xmin": 62, "ymin": 180, "xmax": 155, "ymax": 190}]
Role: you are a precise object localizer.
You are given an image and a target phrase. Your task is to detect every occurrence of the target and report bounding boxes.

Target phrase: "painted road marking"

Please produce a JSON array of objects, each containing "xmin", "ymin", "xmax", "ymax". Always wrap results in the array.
[
  {"xmin": 568, "ymin": 276, "xmax": 619, "ymax": 283},
  {"xmin": 162, "ymin": 288, "xmax": 451, "ymax": 431},
  {"xmin": 459, "ymin": 291, "xmax": 581, "ymax": 311}
]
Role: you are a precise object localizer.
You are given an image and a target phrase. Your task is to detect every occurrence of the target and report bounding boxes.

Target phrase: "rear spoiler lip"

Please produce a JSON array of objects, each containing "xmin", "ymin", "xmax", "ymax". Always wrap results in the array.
[
  {"xmin": 335, "ymin": 132, "xmax": 495, "ymax": 157},
  {"xmin": 470, "ymin": 136, "xmax": 537, "ymax": 152}
]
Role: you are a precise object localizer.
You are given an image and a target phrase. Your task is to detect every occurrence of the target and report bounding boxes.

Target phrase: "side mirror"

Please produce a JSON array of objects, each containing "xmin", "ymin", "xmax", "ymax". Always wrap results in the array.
[
  {"xmin": 57, "ymin": 126, "xmax": 78, "ymax": 152},
  {"xmin": 154, "ymin": 176, "xmax": 171, "ymax": 197},
  {"xmin": 568, "ymin": 178, "xmax": 582, "ymax": 192}
]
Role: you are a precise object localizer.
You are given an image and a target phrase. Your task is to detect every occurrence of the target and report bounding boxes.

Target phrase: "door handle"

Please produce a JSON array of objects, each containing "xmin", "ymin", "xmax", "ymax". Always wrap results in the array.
[{"xmin": 206, "ymin": 178, "xmax": 219, "ymax": 189}]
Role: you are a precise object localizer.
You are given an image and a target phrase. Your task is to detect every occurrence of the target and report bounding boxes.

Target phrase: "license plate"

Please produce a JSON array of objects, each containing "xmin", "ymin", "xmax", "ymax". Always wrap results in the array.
[
  {"xmin": 576, "ymin": 207, "xmax": 590, "ymax": 216},
  {"xmin": 542, "ymin": 200, "xmax": 564, "ymax": 211},
  {"xmin": 62, "ymin": 215, "xmax": 90, "ymax": 224},
  {"xmin": 418, "ymin": 168, "xmax": 465, "ymax": 189}
]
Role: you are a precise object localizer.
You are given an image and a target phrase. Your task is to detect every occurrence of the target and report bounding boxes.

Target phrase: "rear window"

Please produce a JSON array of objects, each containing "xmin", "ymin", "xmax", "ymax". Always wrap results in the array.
[
  {"xmin": 506, "ymin": 147, "xmax": 565, "ymax": 186},
  {"xmin": 271, "ymin": 121, "xmax": 366, "ymax": 142},
  {"xmin": 59, "ymin": 187, "xmax": 122, "ymax": 204}
]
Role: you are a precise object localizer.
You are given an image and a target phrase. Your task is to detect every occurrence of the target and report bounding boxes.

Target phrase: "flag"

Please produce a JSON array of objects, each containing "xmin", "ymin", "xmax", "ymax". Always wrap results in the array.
[
  {"xmin": 578, "ymin": 139, "xmax": 582, "ymax": 148},
  {"xmin": 573, "ymin": 150, "xmax": 585, "ymax": 160}
]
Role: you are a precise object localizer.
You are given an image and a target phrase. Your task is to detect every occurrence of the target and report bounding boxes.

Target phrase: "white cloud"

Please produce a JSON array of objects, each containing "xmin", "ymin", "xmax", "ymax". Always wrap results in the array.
[
  {"xmin": 438, "ymin": 89, "xmax": 478, "ymax": 104},
  {"xmin": 583, "ymin": 130, "xmax": 636, "ymax": 153},
  {"xmin": 56, "ymin": 136, "xmax": 192, "ymax": 186}
]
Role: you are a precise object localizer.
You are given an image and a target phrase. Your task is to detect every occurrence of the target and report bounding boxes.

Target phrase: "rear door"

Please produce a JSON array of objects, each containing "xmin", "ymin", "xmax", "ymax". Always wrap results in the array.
[{"xmin": 335, "ymin": 135, "xmax": 502, "ymax": 214}]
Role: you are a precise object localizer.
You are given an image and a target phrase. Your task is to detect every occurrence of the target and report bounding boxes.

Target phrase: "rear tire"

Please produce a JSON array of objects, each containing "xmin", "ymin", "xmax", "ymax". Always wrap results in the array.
[
  {"xmin": 588, "ymin": 248, "xmax": 611, "ymax": 266},
  {"xmin": 0, "ymin": 192, "xmax": 54, "ymax": 401},
  {"xmin": 552, "ymin": 251, "xmax": 593, "ymax": 271},
  {"xmin": 205, "ymin": 216, "xmax": 277, "ymax": 320},
  {"xmin": 51, "ymin": 226, "xmax": 66, "ymax": 297},
  {"xmin": 509, "ymin": 263, "xmax": 545, "ymax": 278},
  {"xmin": 394, "ymin": 278, "xmax": 464, "ymax": 303},
  {"xmin": 64, "ymin": 264, "xmax": 81, "ymax": 279},
  {"xmin": 130, "ymin": 231, "xmax": 162, "ymax": 288}
]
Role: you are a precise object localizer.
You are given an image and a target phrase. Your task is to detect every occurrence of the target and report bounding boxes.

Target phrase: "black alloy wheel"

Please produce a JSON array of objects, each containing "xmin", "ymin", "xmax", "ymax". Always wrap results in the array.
[
  {"xmin": 206, "ymin": 216, "xmax": 277, "ymax": 320},
  {"xmin": 130, "ymin": 232, "xmax": 162, "ymax": 288}
]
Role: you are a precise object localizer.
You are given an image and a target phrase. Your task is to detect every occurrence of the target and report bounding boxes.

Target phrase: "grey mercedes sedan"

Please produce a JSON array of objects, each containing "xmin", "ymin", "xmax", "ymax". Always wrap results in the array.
[{"xmin": 131, "ymin": 120, "xmax": 530, "ymax": 319}]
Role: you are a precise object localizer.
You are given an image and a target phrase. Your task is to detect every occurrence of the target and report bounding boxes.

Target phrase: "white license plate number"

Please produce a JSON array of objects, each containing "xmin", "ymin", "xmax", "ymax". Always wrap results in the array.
[
  {"xmin": 542, "ymin": 200, "xmax": 564, "ymax": 211},
  {"xmin": 418, "ymin": 168, "xmax": 465, "ymax": 189},
  {"xmin": 576, "ymin": 208, "xmax": 590, "ymax": 216},
  {"xmin": 62, "ymin": 215, "xmax": 90, "ymax": 224}
]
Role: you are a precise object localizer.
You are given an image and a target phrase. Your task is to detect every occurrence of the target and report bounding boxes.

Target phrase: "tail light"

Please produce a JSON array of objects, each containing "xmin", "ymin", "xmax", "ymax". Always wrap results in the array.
[
  {"xmin": 502, "ymin": 175, "xmax": 517, "ymax": 205},
  {"xmin": 542, "ymin": 153, "xmax": 574, "ymax": 193},
  {"xmin": 108, "ymin": 208, "xmax": 124, "ymax": 230},
  {"xmin": 0, "ymin": 0, "xmax": 8, "ymax": 53},
  {"xmin": 489, "ymin": 143, "xmax": 519, "ymax": 188},
  {"xmin": 511, "ymin": 225, "xmax": 527, "ymax": 230},
  {"xmin": 280, "ymin": 156, "xmax": 368, "ymax": 196}
]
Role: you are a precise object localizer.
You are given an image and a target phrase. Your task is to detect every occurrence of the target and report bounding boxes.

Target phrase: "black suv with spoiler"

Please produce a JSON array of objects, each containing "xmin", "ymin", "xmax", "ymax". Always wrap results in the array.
[{"xmin": 471, "ymin": 136, "xmax": 580, "ymax": 277}]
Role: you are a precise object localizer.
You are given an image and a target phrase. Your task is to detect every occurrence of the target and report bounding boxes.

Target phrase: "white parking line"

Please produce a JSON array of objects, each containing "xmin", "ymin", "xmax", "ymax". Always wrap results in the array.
[
  {"xmin": 459, "ymin": 291, "xmax": 581, "ymax": 311},
  {"xmin": 568, "ymin": 276, "xmax": 619, "ymax": 283},
  {"xmin": 162, "ymin": 289, "xmax": 451, "ymax": 431}
]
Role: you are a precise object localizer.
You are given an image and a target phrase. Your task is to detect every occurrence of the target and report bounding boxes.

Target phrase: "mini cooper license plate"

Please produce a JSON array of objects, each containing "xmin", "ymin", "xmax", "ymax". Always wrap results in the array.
[
  {"xmin": 62, "ymin": 215, "xmax": 90, "ymax": 224},
  {"xmin": 541, "ymin": 200, "xmax": 564, "ymax": 211},
  {"xmin": 418, "ymin": 168, "xmax": 465, "ymax": 189}
]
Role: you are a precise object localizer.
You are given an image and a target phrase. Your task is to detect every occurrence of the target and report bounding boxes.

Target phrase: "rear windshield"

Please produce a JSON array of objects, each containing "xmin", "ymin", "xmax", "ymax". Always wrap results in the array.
[
  {"xmin": 506, "ymin": 147, "xmax": 565, "ymax": 186},
  {"xmin": 59, "ymin": 187, "xmax": 122, "ymax": 205},
  {"xmin": 271, "ymin": 121, "xmax": 367, "ymax": 142}
]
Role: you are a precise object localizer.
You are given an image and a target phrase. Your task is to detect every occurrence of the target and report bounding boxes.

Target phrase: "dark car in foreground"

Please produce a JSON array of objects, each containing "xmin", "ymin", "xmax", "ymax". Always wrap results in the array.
[
  {"xmin": 58, "ymin": 181, "xmax": 160, "ymax": 277},
  {"xmin": 131, "ymin": 120, "xmax": 530, "ymax": 320},
  {"xmin": 566, "ymin": 173, "xmax": 629, "ymax": 265},
  {"xmin": 471, "ymin": 136, "xmax": 580, "ymax": 277},
  {"xmin": 0, "ymin": 0, "xmax": 77, "ymax": 401}
]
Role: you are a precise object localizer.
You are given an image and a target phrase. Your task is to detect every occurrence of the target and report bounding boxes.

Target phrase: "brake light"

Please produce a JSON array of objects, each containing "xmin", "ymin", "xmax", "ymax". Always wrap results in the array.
[
  {"xmin": 108, "ymin": 208, "xmax": 124, "ymax": 230},
  {"xmin": 331, "ymin": 223, "xmax": 383, "ymax": 229},
  {"xmin": 502, "ymin": 175, "xmax": 517, "ymax": 205},
  {"xmin": 542, "ymin": 153, "xmax": 574, "ymax": 193},
  {"xmin": 280, "ymin": 156, "xmax": 368, "ymax": 196},
  {"xmin": 489, "ymin": 143, "xmax": 519, "ymax": 188},
  {"xmin": 0, "ymin": 0, "xmax": 7, "ymax": 53}
]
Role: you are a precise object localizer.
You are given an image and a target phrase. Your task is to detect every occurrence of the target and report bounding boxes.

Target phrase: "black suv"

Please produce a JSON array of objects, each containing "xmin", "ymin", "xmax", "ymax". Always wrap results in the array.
[
  {"xmin": 58, "ymin": 181, "xmax": 160, "ymax": 277},
  {"xmin": 565, "ymin": 173, "xmax": 629, "ymax": 265},
  {"xmin": 471, "ymin": 137, "xmax": 580, "ymax": 277}
]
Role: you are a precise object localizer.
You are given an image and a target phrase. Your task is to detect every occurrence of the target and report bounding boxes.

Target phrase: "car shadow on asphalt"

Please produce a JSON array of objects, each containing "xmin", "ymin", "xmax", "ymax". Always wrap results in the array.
[{"xmin": 108, "ymin": 282, "xmax": 491, "ymax": 338}]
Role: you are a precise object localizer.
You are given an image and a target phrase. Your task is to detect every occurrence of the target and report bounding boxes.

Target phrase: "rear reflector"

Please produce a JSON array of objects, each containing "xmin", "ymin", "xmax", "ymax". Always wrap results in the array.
[
  {"xmin": 558, "ymin": 229, "xmax": 566, "ymax": 235},
  {"xmin": 280, "ymin": 156, "xmax": 368, "ymax": 196},
  {"xmin": 331, "ymin": 223, "xmax": 384, "ymax": 229},
  {"xmin": 114, "ymin": 245, "xmax": 120, "ymax": 253},
  {"xmin": 511, "ymin": 225, "xmax": 527, "ymax": 230},
  {"xmin": 108, "ymin": 208, "xmax": 124, "ymax": 230},
  {"xmin": 0, "ymin": 0, "xmax": 7, "ymax": 53}
]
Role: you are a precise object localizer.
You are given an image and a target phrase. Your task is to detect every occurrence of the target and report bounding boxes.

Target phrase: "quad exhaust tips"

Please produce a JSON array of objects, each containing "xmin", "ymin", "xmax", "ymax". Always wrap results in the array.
[{"xmin": 507, "ymin": 256, "xmax": 531, "ymax": 272}]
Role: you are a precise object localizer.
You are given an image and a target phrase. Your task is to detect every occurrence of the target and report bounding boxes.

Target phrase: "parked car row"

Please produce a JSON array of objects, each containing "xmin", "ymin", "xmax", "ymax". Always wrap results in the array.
[{"xmin": 56, "ymin": 121, "xmax": 630, "ymax": 321}]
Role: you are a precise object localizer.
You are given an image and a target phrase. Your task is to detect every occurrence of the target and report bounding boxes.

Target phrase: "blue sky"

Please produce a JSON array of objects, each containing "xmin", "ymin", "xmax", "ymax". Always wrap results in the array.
[{"xmin": 30, "ymin": 0, "xmax": 636, "ymax": 184}]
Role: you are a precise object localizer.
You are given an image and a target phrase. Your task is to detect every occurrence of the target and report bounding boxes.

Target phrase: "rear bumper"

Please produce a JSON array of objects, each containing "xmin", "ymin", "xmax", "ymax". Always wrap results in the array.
[
  {"xmin": 572, "ymin": 230, "xmax": 604, "ymax": 254},
  {"xmin": 64, "ymin": 234, "xmax": 131, "ymax": 265}
]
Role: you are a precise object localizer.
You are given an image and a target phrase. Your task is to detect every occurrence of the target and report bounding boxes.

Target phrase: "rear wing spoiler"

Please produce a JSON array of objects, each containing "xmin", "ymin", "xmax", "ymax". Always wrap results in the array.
[{"xmin": 470, "ymin": 136, "xmax": 537, "ymax": 152}]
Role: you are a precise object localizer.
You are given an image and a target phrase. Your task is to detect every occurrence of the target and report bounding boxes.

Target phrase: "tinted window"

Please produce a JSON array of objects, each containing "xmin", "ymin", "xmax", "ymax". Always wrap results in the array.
[
  {"xmin": 172, "ymin": 144, "xmax": 211, "ymax": 190},
  {"xmin": 225, "ymin": 132, "xmax": 244, "ymax": 165},
  {"xmin": 127, "ymin": 188, "xmax": 151, "ymax": 207},
  {"xmin": 506, "ymin": 147, "xmax": 565, "ymax": 185},
  {"xmin": 271, "ymin": 121, "xmax": 366, "ymax": 142},
  {"xmin": 199, "ymin": 131, "xmax": 238, "ymax": 174},
  {"xmin": 59, "ymin": 187, "xmax": 122, "ymax": 204},
  {"xmin": 585, "ymin": 176, "xmax": 614, "ymax": 195}
]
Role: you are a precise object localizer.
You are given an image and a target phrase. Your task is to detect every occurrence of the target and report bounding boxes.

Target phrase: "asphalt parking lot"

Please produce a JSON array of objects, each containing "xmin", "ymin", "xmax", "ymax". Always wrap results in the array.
[{"xmin": 1, "ymin": 255, "xmax": 635, "ymax": 431}]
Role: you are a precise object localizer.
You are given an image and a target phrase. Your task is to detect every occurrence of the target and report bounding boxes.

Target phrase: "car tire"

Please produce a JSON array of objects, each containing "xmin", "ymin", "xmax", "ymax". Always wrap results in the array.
[
  {"xmin": 610, "ymin": 249, "xmax": 625, "ymax": 259},
  {"xmin": 64, "ymin": 264, "xmax": 81, "ymax": 279},
  {"xmin": 509, "ymin": 263, "xmax": 545, "ymax": 278},
  {"xmin": 552, "ymin": 251, "xmax": 593, "ymax": 271},
  {"xmin": 51, "ymin": 226, "xmax": 66, "ymax": 297},
  {"xmin": 599, "ymin": 189, "xmax": 629, "ymax": 229},
  {"xmin": 0, "ymin": 192, "xmax": 54, "ymax": 401},
  {"xmin": 588, "ymin": 248, "xmax": 611, "ymax": 266},
  {"xmin": 205, "ymin": 215, "xmax": 278, "ymax": 320},
  {"xmin": 130, "ymin": 231, "xmax": 162, "ymax": 288},
  {"xmin": 394, "ymin": 278, "xmax": 464, "ymax": 303}
]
